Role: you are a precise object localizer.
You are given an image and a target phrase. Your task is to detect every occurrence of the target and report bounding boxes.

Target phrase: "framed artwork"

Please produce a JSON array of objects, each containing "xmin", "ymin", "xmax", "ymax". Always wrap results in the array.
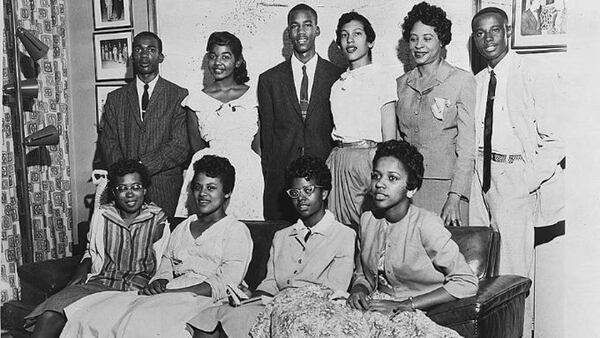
[
  {"xmin": 512, "ymin": 0, "xmax": 567, "ymax": 52},
  {"xmin": 95, "ymin": 84, "xmax": 123, "ymax": 126},
  {"xmin": 93, "ymin": 30, "xmax": 134, "ymax": 81},
  {"xmin": 93, "ymin": 0, "xmax": 132, "ymax": 30}
]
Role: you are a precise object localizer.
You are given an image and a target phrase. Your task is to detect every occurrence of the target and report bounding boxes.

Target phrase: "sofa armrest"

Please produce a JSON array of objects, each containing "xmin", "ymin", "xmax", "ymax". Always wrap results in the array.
[
  {"xmin": 427, "ymin": 275, "xmax": 532, "ymax": 325},
  {"xmin": 18, "ymin": 255, "xmax": 83, "ymax": 305}
]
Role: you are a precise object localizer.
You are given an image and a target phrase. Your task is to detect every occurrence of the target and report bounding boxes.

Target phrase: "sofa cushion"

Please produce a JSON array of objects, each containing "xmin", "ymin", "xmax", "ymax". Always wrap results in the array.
[
  {"xmin": 241, "ymin": 220, "xmax": 290, "ymax": 290},
  {"xmin": 18, "ymin": 256, "xmax": 82, "ymax": 305},
  {"xmin": 447, "ymin": 226, "xmax": 498, "ymax": 280}
]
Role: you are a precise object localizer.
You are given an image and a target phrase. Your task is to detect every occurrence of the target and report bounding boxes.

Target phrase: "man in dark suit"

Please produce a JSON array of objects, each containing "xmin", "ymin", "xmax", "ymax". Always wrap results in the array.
[
  {"xmin": 259, "ymin": 3, "xmax": 343, "ymax": 221},
  {"xmin": 99, "ymin": 31, "xmax": 189, "ymax": 220}
]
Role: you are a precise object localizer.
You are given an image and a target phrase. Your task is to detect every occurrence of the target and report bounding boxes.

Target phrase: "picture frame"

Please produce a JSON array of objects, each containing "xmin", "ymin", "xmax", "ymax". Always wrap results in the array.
[
  {"xmin": 93, "ymin": 30, "xmax": 134, "ymax": 81},
  {"xmin": 512, "ymin": 0, "xmax": 567, "ymax": 52},
  {"xmin": 93, "ymin": 0, "xmax": 132, "ymax": 30},
  {"xmin": 95, "ymin": 84, "xmax": 123, "ymax": 126}
]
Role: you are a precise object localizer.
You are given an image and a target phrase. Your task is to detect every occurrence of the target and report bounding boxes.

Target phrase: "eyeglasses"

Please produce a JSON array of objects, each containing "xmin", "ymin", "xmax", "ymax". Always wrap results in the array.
[
  {"xmin": 285, "ymin": 185, "xmax": 323, "ymax": 199},
  {"xmin": 114, "ymin": 184, "xmax": 145, "ymax": 194}
]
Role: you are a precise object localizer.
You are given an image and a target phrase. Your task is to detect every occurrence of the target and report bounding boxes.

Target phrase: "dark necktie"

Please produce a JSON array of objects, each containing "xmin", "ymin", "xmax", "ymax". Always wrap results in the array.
[
  {"xmin": 300, "ymin": 65, "xmax": 309, "ymax": 121},
  {"xmin": 483, "ymin": 70, "xmax": 497, "ymax": 193},
  {"xmin": 304, "ymin": 228, "xmax": 311, "ymax": 243},
  {"xmin": 141, "ymin": 83, "xmax": 149, "ymax": 120}
]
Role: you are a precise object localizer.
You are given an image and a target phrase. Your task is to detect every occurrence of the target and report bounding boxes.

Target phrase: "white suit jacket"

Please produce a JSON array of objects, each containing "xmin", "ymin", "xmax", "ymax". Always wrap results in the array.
[{"xmin": 473, "ymin": 52, "xmax": 565, "ymax": 225}]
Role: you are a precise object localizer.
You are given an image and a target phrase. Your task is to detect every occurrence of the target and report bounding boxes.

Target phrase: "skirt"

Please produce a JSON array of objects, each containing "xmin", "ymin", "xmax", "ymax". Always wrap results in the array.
[
  {"xmin": 23, "ymin": 281, "xmax": 116, "ymax": 330},
  {"xmin": 326, "ymin": 145, "xmax": 377, "ymax": 227}
]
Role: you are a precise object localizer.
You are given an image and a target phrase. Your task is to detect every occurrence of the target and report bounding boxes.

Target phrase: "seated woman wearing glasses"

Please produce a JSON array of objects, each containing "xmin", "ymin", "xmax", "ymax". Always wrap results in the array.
[
  {"xmin": 250, "ymin": 141, "xmax": 478, "ymax": 337},
  {"xmin": 189, "ymin": 155, "xmax": 355, "ymax": 338},
  {"xmin": 60, "ymin": 155, "xmax": 253, "ymax": 338},
  {"xmin": 25, "ymin": 159, "xmax": 171, "ymax": 338}
]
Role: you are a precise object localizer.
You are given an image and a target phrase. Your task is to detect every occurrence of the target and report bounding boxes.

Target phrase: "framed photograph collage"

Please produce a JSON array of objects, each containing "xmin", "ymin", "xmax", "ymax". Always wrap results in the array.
[{"xmin": 92, "ymin": 0, "xmax": 133, "ymax": 126}]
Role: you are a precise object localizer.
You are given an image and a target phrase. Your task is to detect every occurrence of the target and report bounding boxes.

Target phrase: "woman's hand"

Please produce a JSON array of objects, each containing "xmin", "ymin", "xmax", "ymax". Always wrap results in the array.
[
  {"xmin": 367, "ymin": 299, "xmax": 399, "ymax": 315},
  {"xmin": 140, "ymin": 279, "xmax": 169, "ymax": 295},
  {"xmin": 347, "ymin": 284, "xmax": 370, "ymax": 310},
  {"xmin": 66, "ymin": 273, "xmax": 87, "ymax": 287},
  {"xmin": 441, "ymin": 193, "xmax": 462, "ymax": 226}
]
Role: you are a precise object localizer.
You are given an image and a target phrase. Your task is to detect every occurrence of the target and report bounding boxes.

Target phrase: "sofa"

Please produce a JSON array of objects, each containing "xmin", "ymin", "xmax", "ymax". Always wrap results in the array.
[{"xmin": 1, "ymin": 220, "xmax": 531, "ymax": 338}]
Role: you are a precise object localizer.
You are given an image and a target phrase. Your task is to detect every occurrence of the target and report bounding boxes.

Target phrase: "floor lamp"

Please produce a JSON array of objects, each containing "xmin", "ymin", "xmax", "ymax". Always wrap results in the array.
[{"xmin": 4, "ymin": 0, "xmax": 50, "ymax": 264}]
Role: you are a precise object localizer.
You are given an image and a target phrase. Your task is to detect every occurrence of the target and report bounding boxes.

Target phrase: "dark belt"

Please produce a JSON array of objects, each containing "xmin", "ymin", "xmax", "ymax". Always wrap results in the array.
[{"xmin": 334, "ymin": 139, "xmax": 377, "ymax": 149}]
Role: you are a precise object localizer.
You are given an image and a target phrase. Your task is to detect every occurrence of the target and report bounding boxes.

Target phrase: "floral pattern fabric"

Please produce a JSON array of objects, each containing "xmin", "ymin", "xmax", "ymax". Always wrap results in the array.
[
  {"xmin": 250, "ymin": 285, "xmax": 461, "ymax": 338},
  {"xmin": 1, "ymin": 0, "xmax": 73, "ymax": 304}
]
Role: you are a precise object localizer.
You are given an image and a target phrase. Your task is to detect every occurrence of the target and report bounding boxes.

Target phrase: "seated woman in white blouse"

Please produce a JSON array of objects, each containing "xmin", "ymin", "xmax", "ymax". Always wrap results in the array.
[
  {"xmin": 189, "ymin": 155, "xmax": 355, "ymax": 338},
  {"xmin": 326, "ymin": 11, "xmax": 398, "ymax": 228}
]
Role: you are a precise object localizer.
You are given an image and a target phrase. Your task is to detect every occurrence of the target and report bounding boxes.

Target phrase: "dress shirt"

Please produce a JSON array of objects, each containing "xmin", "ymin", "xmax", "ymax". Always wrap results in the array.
[
  {"xmin": 330, "ymin": 63, "xmax": 397, "ymax": 143},
  {"xmin": 136, "ymin": 75, "xmax": 159, "ymax": 121},
  {"xmin": 477, "ymin": 53, "xmax": 523, "ymax": 154},
  {"xmin": 256, "ymin": 210, "xmax": 355, "ymax": 295},
  {"xmin": 290, "ymin": 53, "xmax": 318, "ymax": 104}
]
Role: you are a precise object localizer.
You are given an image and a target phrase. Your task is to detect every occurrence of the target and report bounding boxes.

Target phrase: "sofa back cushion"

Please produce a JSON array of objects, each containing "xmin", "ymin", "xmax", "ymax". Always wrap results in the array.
[
  {"xmin": 241, "ymin": 220, "xmax": 290, "ymax": 290},
  {"xmin": 446, "ymin": 226, "xmax": 499, "ymax": 280}
]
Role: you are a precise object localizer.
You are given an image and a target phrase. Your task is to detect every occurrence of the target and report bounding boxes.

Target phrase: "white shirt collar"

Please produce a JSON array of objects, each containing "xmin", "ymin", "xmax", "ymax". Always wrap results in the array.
[
  {"xmin": 292, "ymin": 209, "xmax": 335, "ymax": 237},
  {"xmin": 290, "ymin": 53, "xmax": 318, "ymax": 101},
  {"xmin": 136, "ymin": 75, "xmax": 160, "ymax": 120},
  {"xmin": 487, "ymin": 51, "xmax": 513, "ymax": 77}
]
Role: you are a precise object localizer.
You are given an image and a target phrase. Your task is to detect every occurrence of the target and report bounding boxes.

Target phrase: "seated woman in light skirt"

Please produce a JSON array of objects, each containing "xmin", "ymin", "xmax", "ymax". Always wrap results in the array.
[
  {"xmin": 60, "ymin": 155, "xmax": 253, "ymax": 338},
  {"xmin": 190, "ymin": 155, "xmax": 355, "ymax": 338}
]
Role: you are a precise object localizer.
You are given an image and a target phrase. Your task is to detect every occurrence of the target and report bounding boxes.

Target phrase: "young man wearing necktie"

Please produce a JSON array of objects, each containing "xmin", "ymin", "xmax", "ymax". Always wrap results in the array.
[
  {"xmin": 99, "ymin": 31, "xmax": 190, "ymax": 221},
  {"xmin": 258, "ymin": 3, "xmax": 343, "ymax": 222},
  {"xmin": 469, "ymin": 7, "xmax": 565, "ymax": 337}
]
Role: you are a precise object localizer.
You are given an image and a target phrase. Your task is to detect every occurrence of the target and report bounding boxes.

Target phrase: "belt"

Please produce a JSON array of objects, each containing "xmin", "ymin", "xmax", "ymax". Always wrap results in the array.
[
  {"xmin": 334, "ymin": 139, "xmax": 377, "ymax": 149},
  {"xmin": 490, "ymin": 152, "xmax": 523, "ymax": 163}
]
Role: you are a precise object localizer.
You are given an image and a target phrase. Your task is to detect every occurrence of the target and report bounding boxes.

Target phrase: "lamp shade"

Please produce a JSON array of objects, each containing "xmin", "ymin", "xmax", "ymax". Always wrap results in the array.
[
  {"xmin": 24, "ymin": 125, "xmax": 59, "ymax": 146},
  {"xmin": 16, "ymin": 27, "xmax": 49, "ymax": 61},
  {"xmin": 3, "ymin": 79, "xmax": 39, "ymax": 98}
]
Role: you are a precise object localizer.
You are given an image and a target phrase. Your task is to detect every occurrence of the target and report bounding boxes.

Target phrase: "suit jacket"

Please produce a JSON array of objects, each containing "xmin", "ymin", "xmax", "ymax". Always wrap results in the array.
[
  {"xmin": 396, "ymin": 59, "xmax": 476, "ymax": 198},
  {"xmin": 473, "ymin": 52, "xmax": 565, "ymax": 225},
  {"xmin": 258, "ymin": 56, "xmax": 343, "ymax": 220},
  {"xmin": 99, "ymin": 77, "xmax": 190, "ymax": 218}
]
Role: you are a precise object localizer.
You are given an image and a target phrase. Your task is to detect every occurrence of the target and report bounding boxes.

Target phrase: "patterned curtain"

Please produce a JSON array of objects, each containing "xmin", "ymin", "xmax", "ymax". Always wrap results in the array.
[{"xmin": 1, "ymin": 0, "xmax": 73, "ymax": 304}]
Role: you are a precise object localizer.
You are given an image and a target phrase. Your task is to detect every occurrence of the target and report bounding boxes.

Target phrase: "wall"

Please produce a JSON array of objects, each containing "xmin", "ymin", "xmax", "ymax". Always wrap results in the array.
[
  {"xmin": 65, "ymin": 0, "xmax": 149, "ymax": 241},
  {"xmin": 155, "ymin": 0, "xmax": 474, "ymax": 92}
]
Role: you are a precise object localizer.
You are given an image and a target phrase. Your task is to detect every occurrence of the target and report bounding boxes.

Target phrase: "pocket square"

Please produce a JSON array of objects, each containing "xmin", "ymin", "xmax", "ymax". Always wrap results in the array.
[{"xmin": 431, "ymin": 97, "xmax": 450, "ymax": 121}]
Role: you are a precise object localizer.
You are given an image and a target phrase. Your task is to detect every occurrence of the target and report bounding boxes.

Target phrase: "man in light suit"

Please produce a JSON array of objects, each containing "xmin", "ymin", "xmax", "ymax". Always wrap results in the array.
[
  {"xmin": 469, "ymin": 8, "xmax": 565, "ymax": 337},
  {"xmin": 99, "ymin": 31, "xmax": 189, "ymax": 220},
  {"xmin": 259, "ymin": 3, "xmax": 343, "ymax": 221}
]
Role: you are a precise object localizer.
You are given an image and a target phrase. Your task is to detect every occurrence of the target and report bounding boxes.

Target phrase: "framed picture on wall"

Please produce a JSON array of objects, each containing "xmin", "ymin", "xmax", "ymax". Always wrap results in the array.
[
  {"xmin": 512, "ymin": 0, "xmax": 567, "ymax": 51},
  {"xmin": 93, "ymin": 0, "xmax": 132, "ymax": 30},
  {"xmin": 95, "ymin": 84, "xmax": 123, "ymax": 126},
  {"xmin": 93, "ymin": 30, "xmax": 134, "ymax": 81}
]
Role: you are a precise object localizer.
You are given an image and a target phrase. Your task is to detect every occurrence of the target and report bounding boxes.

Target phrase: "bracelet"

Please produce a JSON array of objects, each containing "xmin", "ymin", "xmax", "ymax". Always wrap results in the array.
[
  {"xmin": 393, "ymin": 296, "xmax": 416, "ymax": 314},
  {"xmin": 408, "ymin": 296, "xmax": 416, "ymax": 312}
]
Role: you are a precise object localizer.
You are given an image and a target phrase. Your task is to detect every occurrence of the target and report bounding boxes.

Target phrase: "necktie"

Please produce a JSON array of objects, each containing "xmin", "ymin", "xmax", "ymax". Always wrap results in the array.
[
  {"xmin": 300, "ymin": 65, "xmax": 309, "ymax": 121},
  {"xmin": 304, "ymin": 228, "xmax": 311, "ymax": 243},
  {"xmin": 482, "ymin": 70, "xmax": 497, "ymax": 193},
  {"xmin": 141, "ymin": 83, "xmax": 149, "ymax": 120}
]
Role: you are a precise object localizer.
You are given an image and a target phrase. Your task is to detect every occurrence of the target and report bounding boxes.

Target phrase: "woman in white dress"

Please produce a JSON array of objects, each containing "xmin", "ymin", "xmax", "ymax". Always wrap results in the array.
[
  {"xmin": 60, "ymin": 155, "xmax": 254, "ymax": 338},
  {"xmin": 176, "ymin": 31, "xmax": 263, "ymax": 220}
]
